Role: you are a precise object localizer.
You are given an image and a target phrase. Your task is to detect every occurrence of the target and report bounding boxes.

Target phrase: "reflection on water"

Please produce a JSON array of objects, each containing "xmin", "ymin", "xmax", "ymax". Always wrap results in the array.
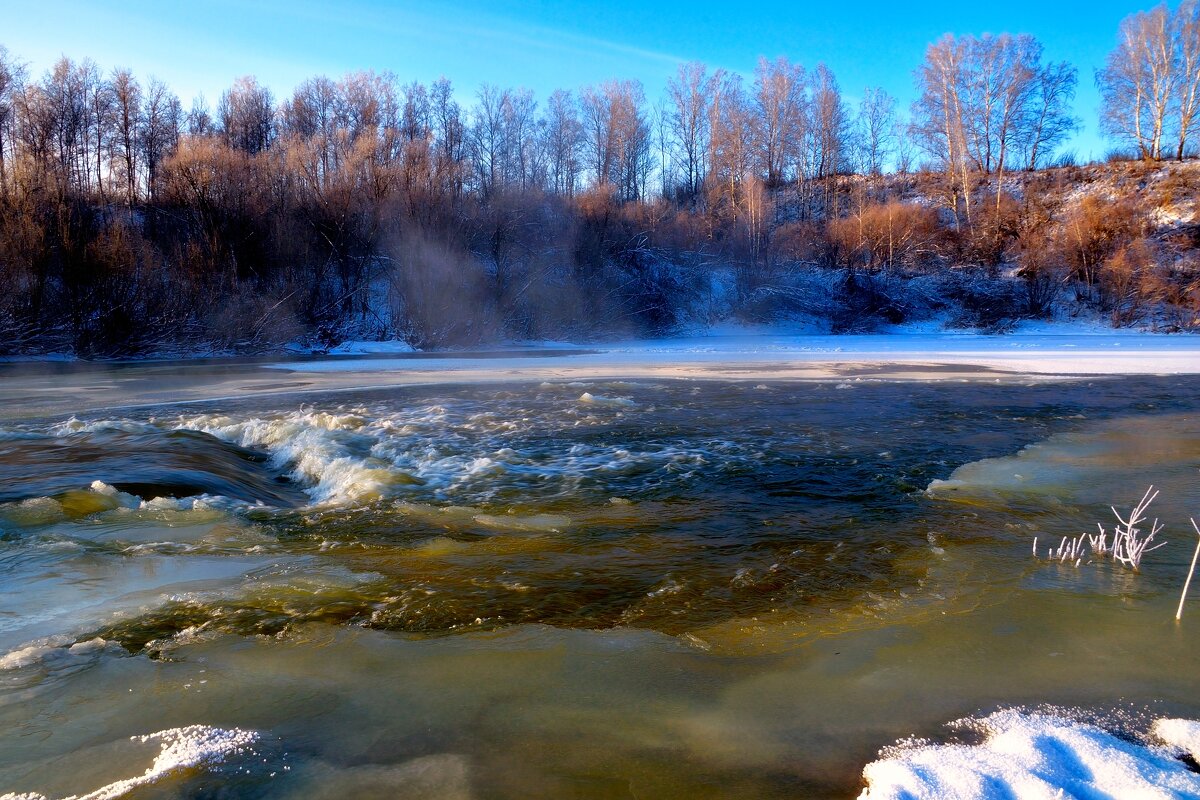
[{"xmin": 1, "ymin": 377, "xmax": 1199, "ymax": 798}]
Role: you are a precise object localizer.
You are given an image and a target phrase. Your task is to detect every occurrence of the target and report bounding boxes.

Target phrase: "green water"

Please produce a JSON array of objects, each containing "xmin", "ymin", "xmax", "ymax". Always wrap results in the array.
[{"xmin": 1, "ymin": 375, "xmax": 1199, "ymax": 798}]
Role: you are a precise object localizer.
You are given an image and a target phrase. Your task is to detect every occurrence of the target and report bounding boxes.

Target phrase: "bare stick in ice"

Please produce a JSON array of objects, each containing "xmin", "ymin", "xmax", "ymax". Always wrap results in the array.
[{"xmin": 1175, "ymin": 519, "xmax": 1200, "ymax": 622}]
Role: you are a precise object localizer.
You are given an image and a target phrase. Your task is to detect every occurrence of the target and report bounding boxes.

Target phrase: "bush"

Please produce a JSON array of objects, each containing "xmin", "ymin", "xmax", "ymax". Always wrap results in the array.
[
  {"xmin": 1100, "ymin": 238, "xmax": 1168, "ymax": 326},
  {"xmin": 826, "ymin": 200, "xmax": 944, "ymax": 274},
  {"xmin": 1061, "ymin": 196, "xmax": 1146, "ymax": 288},
  {"xmin": 935, "ymin": 270, "xmax": 1026, "ymax": 330}
]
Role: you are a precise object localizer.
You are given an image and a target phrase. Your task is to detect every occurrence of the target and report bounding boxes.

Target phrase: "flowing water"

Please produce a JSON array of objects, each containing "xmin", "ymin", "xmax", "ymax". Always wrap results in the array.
[{"xmin": 2, "ymin": 366, "xmax": 1200, "ymax": 798}]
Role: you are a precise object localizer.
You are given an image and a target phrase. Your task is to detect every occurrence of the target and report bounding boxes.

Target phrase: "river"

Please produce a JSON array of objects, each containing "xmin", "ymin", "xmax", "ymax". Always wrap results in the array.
[{"xmin": 2, "ymin": 347, "xmax": 1199, "ymax": 798}]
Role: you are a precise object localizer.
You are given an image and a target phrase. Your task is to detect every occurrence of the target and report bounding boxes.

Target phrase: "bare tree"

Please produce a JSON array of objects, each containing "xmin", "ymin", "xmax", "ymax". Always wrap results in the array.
[
  {"xmin": 110, "ymin": 68, "xmax": 141, "ymax": 203},
  {"xmin": 982, "ymin": 35, "xmax": 1041, "ymax": 208},
  {"xmin": 707, "ymin": 69, "xmax": 751, "ymax": 215},
  {"xmin": 580, "ymin": 79, "xmax": 650, "ymax": 201},
  {"xmin": 752, "ymin": 56, "xmax": 806, "ymax": 187},
  {"xmin": 1022, "ymin": 60, "xmax": 1078, "ymax": 169},
  {"xmin": 219, "ymin": 75, "xmax": 274, "ymax": 154},
  {"xmin": 857, "ymin": 86, "xmax": 896, "ymax": 175},
  {"xmin": 186, "ymin": 94, "xmax": 214, "ymax": 136},
  {"xmin": 339, "ymin": 70, "xmax": 400, "ymax": 143},
  {"xmin": 1098, "ymin": 5, "xmax": 1176, "ymax": 160},
  {"xmin": 0, "ymin": 46, "xmax": 24, "ymax": 189},
  {"xmin": 430, "ymin": 77, "xmax": 466, "ymax": 199},
  {"xmin": 912, "ymin": 35, "xmax": 972, "ymax": 225},
  {"xmin": 809, "ymin": 64, "xmax": 849, "ymax": 181},
  {"xmin": 141, "ymin": 78, "xmax": 179, "ymax": 201},
  {"xmin": 543, "ymin": 88, "xmax": 581, "ymax": 196},
  {"xmin": 471, "ymin": 83, "xmax": 510, "ymax": 197},
  {"xmin": 43, "ymin": 58, "xmax": 89, "ymax": 191},
  {"xmin": 283, "ymin": 76, "xmax": 340, "ymax": 188},
  {"xmin": 503, "ymin": 88, "xmax": 538, "ymax": 189},
  {"xmin": 401, "ymin": 81, "xmax": 430, "ymax": 143},
  {"xmin": 913, "ymin": 33, "xmax": 1072, "ymax": 221},
  {"xmin": 79, "ymin": 59, "xmax": 112, "ymax": 196},
  {"xmin": 893, "ymin": 114, "xmax": 915, "ymax": 174},
  {"xmin": 1175, "ymin": 0, "xmax": 1200, "ymax": 159},
  {"xmin": 666, "ymin": 61, "xmax": 712, "ymax": 200}
]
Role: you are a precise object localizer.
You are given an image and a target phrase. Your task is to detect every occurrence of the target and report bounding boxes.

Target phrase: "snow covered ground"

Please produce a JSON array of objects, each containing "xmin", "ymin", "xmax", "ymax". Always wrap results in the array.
[{"xmin": 322, "ymin": 340, "xmax": 416, "ymax": 355}]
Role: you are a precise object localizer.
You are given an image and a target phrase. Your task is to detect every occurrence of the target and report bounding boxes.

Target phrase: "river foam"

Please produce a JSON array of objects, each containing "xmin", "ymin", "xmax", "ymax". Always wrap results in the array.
[
  {"xmin": 0, "ymin": 725, "xmax": 259, "ymax": 800},
  {"xmin": 859, "ymin": 709, "xmax": 1200, "ymax": 800}
]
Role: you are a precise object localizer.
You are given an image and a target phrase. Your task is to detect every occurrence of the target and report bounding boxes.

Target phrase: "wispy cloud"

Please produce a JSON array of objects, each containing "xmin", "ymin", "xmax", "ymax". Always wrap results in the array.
[{"xmin": 288, "ymin": 0, "xmax": 689, "ymax": 73}]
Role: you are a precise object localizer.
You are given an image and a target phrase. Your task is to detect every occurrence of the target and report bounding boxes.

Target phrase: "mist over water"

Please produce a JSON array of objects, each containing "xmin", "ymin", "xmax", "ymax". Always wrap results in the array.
[{"xmin": 2, "ymin": 374, "xmax": 1200, "ymax": 798}]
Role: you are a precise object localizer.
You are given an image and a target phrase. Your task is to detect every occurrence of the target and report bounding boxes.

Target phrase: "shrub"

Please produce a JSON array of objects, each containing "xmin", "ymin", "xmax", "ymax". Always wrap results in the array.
[
  {"xmin": 1061, "ymin": 196, "xmax": 1146, "ymax": 288},
  {"xmin": 826, "ymin": 200, "xmax": 944, "ymax": 274},
  {"xmin": 1100, "ymin": 237, "xmax": 1167, "ymax": 326}
]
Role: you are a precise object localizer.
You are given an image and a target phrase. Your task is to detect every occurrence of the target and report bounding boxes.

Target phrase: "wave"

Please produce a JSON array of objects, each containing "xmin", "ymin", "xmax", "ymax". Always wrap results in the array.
[
  {"xmin": 0, "ymin": 423, "xmax": 306, "ymax": 508},
  {"xmin": 173, "ymin": 405, "xmax": 736, "ymax": 507},
  {"xmin": 0, "ymin": 392, "xmax": 750, "ymax": 515}
]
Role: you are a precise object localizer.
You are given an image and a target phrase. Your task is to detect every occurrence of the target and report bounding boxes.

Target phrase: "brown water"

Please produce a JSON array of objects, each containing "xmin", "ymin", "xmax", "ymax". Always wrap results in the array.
[{"xmin": 1, "ymin": 373, "xmax": 1199, "ymax": 798}]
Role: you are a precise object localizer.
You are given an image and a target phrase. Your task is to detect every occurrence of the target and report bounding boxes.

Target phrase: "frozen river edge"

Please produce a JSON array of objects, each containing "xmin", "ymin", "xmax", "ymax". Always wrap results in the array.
[{"xmin": 4, "ymin": 332, "xmax": 1200, "ymax": 422}]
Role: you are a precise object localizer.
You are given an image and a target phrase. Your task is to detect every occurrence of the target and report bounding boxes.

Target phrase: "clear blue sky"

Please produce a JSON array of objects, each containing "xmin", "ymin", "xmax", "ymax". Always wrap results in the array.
[{"xmin": 1, "ymin": 0, "xmax": 1157, "ymax": 161}]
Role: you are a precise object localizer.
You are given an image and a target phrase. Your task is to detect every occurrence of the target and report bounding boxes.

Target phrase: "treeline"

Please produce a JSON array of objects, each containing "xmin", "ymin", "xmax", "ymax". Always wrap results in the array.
[{"xmin": 0, "ymin": 2, "xmax": 1197, "ymax": 356}]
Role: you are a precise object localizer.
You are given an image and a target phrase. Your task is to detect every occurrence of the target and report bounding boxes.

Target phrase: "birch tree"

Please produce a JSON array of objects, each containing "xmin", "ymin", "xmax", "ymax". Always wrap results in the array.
[
  {"xmin": 856, "ymin": 86, "xmax": 896, "ymax": 175},
  {"xmin": 665, "ymin": 61, "xmax": 711, "ymax": 200},
  {"xmin": 752, "ymin": 56, "xmax": 805, "ymax": 185},
  {"xmin": 543, "ymin": 89, "xmax": 581, "ymax": 196},
  {"xmin": 1098, "ymin": 5, "xmax": 1176, "ymax": 160},
  {"xmin": 1174, "ymin": 0, "xmax": 1200, "ymax": 159}
]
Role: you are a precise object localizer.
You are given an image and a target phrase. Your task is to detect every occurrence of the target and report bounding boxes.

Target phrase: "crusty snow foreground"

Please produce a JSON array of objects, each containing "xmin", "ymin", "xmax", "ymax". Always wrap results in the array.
[{"xmin": 859, "ymin": 710, "xmax": 1200, "ymax": 800}]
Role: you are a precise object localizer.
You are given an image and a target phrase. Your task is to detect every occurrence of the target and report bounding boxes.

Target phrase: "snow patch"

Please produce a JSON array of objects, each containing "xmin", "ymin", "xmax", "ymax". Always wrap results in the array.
[
  {"xmin": 859, "ymin": 709, "xmax": 1200, "ymax": 800},
  {"xmin": 325, "ymin": 340, "xmax": 416, "ymax": 355},
  {"xmin": 1154, "ymin": 718, "xmax": 1200, "ymax": 758}
]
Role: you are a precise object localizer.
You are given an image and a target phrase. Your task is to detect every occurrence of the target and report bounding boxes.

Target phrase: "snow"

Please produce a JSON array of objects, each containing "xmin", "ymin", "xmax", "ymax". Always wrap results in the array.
[
  {"xmin": 859, "ymin": 709, "xmax": 1200, "ymax": 800},
  {"xmin": 1154, "ymin": 719, "xmax": 1200, "ymax": 757},
  {"xmin": 324, "ymin": 340, "xmax": 416, "ymax": 355}
]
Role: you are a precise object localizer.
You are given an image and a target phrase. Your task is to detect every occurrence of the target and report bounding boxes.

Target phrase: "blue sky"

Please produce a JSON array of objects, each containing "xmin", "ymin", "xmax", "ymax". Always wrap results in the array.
[{"xmin": 2, "ymin": 0, "xmax": 1155, "ymax": 161}]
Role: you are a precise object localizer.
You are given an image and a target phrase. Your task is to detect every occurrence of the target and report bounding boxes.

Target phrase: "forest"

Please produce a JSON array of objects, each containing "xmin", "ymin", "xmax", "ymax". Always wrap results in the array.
[{"xmin": 0, "ymin": 1, "xmax": 1198, "ymax": 356}]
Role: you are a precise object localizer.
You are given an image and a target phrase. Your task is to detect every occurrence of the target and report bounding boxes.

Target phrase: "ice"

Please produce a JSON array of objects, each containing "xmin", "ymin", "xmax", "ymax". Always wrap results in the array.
[
  {"xmin": 859, "ymin": 709, "xmax": 1200, "ymax": 800},
  {"xmin": 0, "ymin": 636, "xmax": 123, "ymax": 672},
  {"xmin": 578, "ymin": 392, "xmax": 636, "ymax": 408},
  {"xmin": 266, "ymin": 331, "xmax": 1200, "ymax": 378},
  {"xmin": 472, "ymin": 513, "xmax": 571, "ymax": 532}
]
